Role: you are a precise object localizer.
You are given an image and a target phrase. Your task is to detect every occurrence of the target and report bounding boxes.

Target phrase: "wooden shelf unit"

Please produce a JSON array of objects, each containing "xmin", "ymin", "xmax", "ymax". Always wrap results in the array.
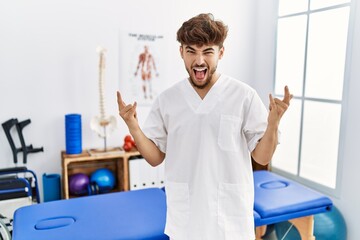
[{"xmin": 61, "ymin": 149, "xmax": 140, "ymax": 199}]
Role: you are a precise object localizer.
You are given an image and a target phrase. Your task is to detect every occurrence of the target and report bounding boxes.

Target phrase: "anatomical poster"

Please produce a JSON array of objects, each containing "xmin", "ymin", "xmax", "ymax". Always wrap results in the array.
[{"xmin": 119, "ymin": 32, "xmax": 166, "ymax": 106}]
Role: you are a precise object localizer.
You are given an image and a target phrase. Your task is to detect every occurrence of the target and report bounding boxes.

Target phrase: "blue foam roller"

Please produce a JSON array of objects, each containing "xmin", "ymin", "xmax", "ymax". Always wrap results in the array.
[
  {"xmin": 65, "ymin": 114, "xmax": 82, "ymax": 154},
  {"xmin": 43, "ymin": 174, "xmax": 61, "ymax": 202}
]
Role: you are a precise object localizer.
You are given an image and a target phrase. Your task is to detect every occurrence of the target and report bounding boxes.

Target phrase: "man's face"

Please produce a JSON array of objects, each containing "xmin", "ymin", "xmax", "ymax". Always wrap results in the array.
[{"xmin": 180, "ymin": 44, "xmax": 224, "ymax": 89}]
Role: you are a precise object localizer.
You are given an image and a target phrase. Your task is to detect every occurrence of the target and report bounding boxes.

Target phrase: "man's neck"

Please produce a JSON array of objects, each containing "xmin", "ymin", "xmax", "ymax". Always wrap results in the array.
[{"xmin": 192, "ymin": 73, "xmax": 220, "ymax": 99}]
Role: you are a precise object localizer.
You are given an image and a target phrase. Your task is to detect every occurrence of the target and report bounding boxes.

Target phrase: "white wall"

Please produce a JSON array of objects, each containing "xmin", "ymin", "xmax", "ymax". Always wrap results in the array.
[
  {"xmin": 253, "ymin": 0, "xmax": 360, "ymax": 239},
  {"xmin": 335, "ymin": 0, "xmax": 360, "ymax": 238},
  {"xmin": 0, "ymin": 0, "xmax": 256, "ymax": 197}
]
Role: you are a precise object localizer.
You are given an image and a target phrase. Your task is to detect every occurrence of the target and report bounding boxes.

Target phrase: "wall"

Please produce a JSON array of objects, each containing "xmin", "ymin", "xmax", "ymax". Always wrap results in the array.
[
  {"xmin": 0, "ymin": 0, "xmax": 256, "ymax": 198},
  {"xmin": 253, "ymin": 0, "xmax": 360, "ymax": 239},
  {"xmin": 335, "ymin": 0, "xmax": 360, "ymax": 238}
]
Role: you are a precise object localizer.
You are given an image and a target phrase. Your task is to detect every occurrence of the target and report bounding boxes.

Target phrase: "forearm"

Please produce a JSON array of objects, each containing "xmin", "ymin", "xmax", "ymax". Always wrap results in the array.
[
  {"xmin": 129, "ymin": 127, "xmax": 165, "ymax": 167},
  {"xmin": 251, "ymin": 124, "xmax": 278, "ymax": 166},
  {"xmin": 252, "ymin": 86, "xmax": 291, "ymax": 165},
  {"xmin": 117, "ymin": 91, "xmax": 165, "ymax": 167}
]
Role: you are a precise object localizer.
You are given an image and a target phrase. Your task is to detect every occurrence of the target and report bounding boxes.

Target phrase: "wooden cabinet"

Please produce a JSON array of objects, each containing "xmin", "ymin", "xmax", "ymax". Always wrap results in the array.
[{"xmin": 61, "ymin": 149, "xmax": 141, "ymax": 199}]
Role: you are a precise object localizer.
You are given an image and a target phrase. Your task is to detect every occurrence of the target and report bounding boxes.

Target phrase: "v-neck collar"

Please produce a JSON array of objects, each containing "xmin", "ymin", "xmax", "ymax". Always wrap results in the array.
[{"xmin": 182, "ymin": 74, "xmax": 225, "ymax": 114}]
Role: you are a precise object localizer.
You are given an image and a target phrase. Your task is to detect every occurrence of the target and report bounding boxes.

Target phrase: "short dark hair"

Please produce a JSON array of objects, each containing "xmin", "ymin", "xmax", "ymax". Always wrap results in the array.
[{"xmin": 176, "ymin": 13, "xmax": 228, "ymax": 48}]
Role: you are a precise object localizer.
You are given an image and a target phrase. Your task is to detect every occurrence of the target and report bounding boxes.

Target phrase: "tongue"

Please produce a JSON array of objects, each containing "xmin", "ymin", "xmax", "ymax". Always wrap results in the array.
[{"xmin": 195, "ymin": 70, "xmax": 205, "ymax": 79}]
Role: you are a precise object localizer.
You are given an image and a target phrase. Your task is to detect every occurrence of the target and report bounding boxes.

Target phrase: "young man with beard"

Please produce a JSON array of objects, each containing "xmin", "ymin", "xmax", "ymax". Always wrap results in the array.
[{"xmin": 117, "ymin": 13, "xmax": 292, "ymax": 240}]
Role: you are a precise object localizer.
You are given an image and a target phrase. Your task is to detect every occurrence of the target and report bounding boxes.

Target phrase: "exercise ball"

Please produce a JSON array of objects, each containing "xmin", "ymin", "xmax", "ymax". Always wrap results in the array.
[
  {"xmin": 275, "ymin": 205, "xmax": 347, "ymax": 240},
  {"xmin": 274, "ymin": 221, "xmax": 301, "ymax": 240},
  {"xmin": 313, "ymin": 205, "xmax": 347, "ymax": 239},
  {"xmin": 69, "ymin": 173, "xmax": 89, "ymax": 196},
  {"xmin": 90, "ymin": 168, "xmax": 115, "ymax": 193}
]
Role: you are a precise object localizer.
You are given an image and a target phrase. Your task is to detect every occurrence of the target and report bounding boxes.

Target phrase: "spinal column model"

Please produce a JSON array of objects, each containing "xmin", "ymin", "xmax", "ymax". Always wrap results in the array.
[{"xmin": 90, "ymin": 46, "xmax": 117, "ymax": 151}]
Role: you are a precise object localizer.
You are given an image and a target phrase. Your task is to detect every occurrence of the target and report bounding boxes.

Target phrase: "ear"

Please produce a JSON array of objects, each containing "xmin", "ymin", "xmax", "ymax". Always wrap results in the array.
[
  {"xmin": 179, "ymin": 45, "xmax": 184, "ymax": 59},
  {"xmin": 218, "ymin": 46, "xmax": 225, "ymax": 60}
]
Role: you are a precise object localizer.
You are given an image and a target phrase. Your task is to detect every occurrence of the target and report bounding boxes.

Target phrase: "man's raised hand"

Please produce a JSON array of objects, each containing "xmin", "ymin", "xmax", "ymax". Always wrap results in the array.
[
  {"xmin": 268, "ymin": 86, "xmax": 293, "ymax": 125},
  {"xmin": 117, "ymin": 91, "xmax": 138, "ymax": 129}
]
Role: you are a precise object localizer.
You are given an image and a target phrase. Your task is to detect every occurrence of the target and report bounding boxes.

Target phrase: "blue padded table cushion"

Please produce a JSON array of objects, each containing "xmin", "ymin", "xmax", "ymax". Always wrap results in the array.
[
  {"xmin": 253, "ymin": 171, "xmax": 332, "ymax": 226},
  {"xmin": 13, "ymin": 188, "xmax": 168, "ymax": 240},
  {"xmin": 253, "ymin": 210, "xmax": 261, "ymax": 223}
]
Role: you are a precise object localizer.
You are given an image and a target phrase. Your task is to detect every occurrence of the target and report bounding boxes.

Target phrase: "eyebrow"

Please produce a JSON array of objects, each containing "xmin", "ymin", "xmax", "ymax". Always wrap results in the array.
[{"xmin": 185, "ymin": 46, "xmax": 215, "ymax": 52}]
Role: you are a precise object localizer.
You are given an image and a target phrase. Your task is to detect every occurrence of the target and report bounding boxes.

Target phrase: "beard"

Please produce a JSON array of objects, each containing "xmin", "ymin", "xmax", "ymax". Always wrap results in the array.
[{"xmin": 187, "ymin": 65, "xmax": 217, "ymax": 89}]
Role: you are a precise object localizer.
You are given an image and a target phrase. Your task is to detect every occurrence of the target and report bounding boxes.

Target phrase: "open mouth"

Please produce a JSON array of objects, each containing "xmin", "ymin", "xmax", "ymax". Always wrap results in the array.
[{"xmin": 193, "ymin": 67, "xmax": 207, "ymax": 79}]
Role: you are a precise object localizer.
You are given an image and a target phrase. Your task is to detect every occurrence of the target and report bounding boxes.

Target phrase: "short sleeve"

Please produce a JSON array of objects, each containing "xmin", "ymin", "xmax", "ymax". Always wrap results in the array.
[
  {"xmin": 142, "ymin": 97, "xmax": 167, "ymax": 153},
  {"xmin": 243, "ymin": 91, "xmax": 269, "ymax": 153}
]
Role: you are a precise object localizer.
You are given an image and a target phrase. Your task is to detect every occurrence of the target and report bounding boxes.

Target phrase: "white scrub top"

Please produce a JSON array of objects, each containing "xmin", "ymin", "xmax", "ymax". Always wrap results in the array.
[{"xmin": 143, "ymin": 74, "xmax": 268, "ymax": 240}]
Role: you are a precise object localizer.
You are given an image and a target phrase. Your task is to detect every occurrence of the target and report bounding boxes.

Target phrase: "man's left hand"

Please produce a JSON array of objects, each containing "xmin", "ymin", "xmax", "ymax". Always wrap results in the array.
[{"xmin": 268, "ymin": 86, "xmax": 293, "ymax": 126}]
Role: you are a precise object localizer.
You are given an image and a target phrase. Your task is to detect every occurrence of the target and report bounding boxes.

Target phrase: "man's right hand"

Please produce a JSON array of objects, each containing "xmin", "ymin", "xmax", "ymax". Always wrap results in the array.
[
  {"xmin": 117, "ymin": 91, "xmax": 139, "ymax": 131},
  {"xmin": 116, "ymin": 91, "xmax": 166, "ymax": 167}
]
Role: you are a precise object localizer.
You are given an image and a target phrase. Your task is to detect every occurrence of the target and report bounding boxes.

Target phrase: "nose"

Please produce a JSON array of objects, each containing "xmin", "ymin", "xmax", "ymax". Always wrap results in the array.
[{"xmin": 194, "ymin": 53, "xmax": 205, "ymax": 65}]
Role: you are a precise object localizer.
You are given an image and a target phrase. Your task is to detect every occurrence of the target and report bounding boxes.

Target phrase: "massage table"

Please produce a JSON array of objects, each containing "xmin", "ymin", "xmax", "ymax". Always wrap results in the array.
[
  {"xmin": 12, "ymin": 171, "xmax": 332, "ymax": 240},
  {"xmin": 254, "ymin": 170, "xmax": 333, "ymax": 240},
  {"xmin": 12, "ymin": 188, "xmax": 168, "ymax": 240}
]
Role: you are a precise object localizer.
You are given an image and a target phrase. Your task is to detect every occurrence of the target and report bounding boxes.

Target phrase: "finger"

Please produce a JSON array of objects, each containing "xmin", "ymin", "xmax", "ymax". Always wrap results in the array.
[
  {"xmin": 117, "ymin": 91, "xmax": 123, "ymax": 104},
  {"xmin": 283, "ymin": 86, "xmax": 292, "ymax": 105},
  {"xmin": 269, "ymin": 94, "xmax": 275, "ymax": 110},
  {"xmin": 133, "ymin": 101, "xmax": 137, "ymax": 119},
  {"xmin": 126, "ymin": 102, "xmax": 137, "ymax": 118},
  {"xmin": 274, "ymin": 98, "xmax": 289, "ymax": 109},
  {"xmin": 122, "ymin": 103, "xmax": 135, "ymax": 114},
  {"xmin": 117, "ymin": 91, "xmax": 126, "ymax": 110}
]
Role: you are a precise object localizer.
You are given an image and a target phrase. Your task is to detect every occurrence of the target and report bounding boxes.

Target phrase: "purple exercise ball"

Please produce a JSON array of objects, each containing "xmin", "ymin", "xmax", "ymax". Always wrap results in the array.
[{"xmin": 69, "ymin": 173, "xmax": 89, "ymax": 195}]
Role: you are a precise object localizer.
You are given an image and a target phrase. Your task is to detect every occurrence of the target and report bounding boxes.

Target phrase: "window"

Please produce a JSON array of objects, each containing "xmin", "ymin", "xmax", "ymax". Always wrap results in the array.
[{"xmin": 272, "ymin": 0, "xmax": 352, "ymax": 195}]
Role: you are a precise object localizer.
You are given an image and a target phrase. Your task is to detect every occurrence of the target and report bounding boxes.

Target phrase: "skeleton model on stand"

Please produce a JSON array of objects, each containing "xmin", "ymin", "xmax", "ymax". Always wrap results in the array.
[{"xmin": 90, "ymin": 46, "xmax": 116, "ymax": 151}]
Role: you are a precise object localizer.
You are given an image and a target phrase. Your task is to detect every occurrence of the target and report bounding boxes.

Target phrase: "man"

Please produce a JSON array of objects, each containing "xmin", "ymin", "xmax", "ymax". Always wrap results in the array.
[{"xmin": 117, "ymin": 13, "xmax": 292, "ymax": 240}]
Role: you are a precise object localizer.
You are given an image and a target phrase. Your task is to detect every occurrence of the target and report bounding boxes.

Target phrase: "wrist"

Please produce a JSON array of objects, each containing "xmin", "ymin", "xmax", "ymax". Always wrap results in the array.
[{"xmin": 267, "ymin": 122, "xmax": 279, "ymax": 132}]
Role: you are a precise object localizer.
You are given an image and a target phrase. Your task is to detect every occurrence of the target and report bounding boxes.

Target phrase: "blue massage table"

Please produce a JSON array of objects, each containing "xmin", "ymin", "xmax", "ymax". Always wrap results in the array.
[
  {"xmin": 254, "ymin": 171, "xmax": 332, "ymax": 240},
  {"xmin": 12, "ymin": 188, "xmax": 169, "ymax": 240},
  {"xmin": 12, "ymin": 171, "xmax": 332, "ymax": 240}
]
